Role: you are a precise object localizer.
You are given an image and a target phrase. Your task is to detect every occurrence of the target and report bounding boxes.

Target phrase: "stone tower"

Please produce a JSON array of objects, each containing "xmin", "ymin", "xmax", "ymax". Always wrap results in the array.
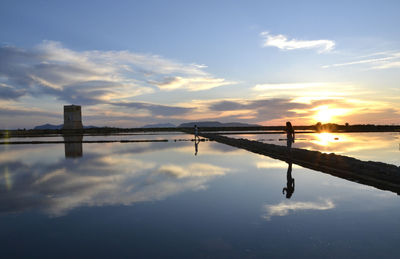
[{"xmin": 63, "ymin": 105, "xmax": 83, "ymax": 129}]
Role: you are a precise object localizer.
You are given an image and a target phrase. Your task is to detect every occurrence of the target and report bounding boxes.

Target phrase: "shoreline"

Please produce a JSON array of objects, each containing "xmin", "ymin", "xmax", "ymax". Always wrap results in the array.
[{"xmin": 1, "ymin": 124, "xmax": 399, "ymax": 139}]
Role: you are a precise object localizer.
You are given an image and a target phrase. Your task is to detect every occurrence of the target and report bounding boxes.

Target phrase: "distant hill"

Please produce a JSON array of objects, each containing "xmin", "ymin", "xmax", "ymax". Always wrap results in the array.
[
  {"xmin": 178, "ymin": 121, "xmax": 260, "ymax": 128},
  {"xmin": 33, "ymin": 124, "xmax": 98, "ymax": 130},
  {"xmin": 142, "ymin": 123, "xmax": 176, "ymax": 128},
  {"xmin": 34, "ymin": 124, "xmax": 63, "ymax": 130},
  {"xmin": 83, "ymin": 125, "xmax": 99, "ymax": 129}
]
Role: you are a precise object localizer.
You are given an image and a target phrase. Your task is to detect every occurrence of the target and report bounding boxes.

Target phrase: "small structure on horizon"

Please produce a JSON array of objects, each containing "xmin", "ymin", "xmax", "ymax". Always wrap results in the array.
[{"xmin": 63, "ymin": 105, "xmax": 83, "ymax": 130}]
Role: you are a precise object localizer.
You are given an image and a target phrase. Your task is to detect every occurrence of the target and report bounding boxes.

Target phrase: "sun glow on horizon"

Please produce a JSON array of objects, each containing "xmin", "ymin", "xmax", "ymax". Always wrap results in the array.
[{"xmin": 312, "ymin": 105, "xmax": 349, "ymax": 123}]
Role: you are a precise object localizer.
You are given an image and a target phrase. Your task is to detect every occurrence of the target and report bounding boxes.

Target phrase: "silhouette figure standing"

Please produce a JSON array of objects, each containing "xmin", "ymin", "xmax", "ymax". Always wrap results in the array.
[
  {"xmin": 194, "ymin": 124, "xmax": 199, "ymax": 140},
  {"xmin": 285, "ymin": 121, "xmax": 295, "ymax": 149},
  {"xmin": 282, "ymin": 161, "xmax": 295, "ymax": 199}
]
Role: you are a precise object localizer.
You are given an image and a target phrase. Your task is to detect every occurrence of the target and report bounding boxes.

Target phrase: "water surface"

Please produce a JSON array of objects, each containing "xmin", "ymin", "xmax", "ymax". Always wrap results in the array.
[
  {"xmin": 224, "ymin": 132, "xmax": 400, "ymax": 166},
  {"xmin": 0, "ymin": 133, "xmax": 399, "ymax": 258}
]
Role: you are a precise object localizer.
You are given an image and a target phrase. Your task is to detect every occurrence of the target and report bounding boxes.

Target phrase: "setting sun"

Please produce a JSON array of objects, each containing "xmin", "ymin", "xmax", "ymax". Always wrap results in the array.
[{"xmin": 312, "ymin": 105, "xmax": 348, "ymax": 123}]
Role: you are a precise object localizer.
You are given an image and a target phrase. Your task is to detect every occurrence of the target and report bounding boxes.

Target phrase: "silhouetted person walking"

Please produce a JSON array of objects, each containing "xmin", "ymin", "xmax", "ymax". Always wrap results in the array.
[
  {"xmin": 282, "ymin": 161, "xmax": 295, "ymax": 199},
  {"xmin": 286, "ymin": 121, "xmax": 295, "ymax": 149}
]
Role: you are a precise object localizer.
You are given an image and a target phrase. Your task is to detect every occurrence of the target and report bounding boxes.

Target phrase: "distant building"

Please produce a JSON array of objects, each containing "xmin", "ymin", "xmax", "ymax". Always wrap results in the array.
[{"xmin": 63, "ymin": 105, "xmax": 83, "ymax": 129}]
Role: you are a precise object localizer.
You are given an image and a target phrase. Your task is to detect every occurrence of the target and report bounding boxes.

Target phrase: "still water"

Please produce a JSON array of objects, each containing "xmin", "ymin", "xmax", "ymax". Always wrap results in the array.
[
  {"xmin": 224, "ymin": 132, "xmax": 400, "ymax": 166},
  {"xmin": 0, "ymin": 133, "xmax": 400, "ymax": 258}
]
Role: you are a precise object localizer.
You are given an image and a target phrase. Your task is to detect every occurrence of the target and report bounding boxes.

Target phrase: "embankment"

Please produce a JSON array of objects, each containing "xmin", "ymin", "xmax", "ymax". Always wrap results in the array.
[{"xmin": 199, "ymin": 133, "xmax": 400, "ymax": 195}]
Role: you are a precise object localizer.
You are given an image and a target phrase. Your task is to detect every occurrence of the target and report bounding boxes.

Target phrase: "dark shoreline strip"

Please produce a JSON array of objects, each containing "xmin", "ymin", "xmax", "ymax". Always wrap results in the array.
[
  {"xmin": 2, "ymin": 124, "xmax": 399, "ymax": 139},
  {"xmin": 199, "ymin": 132, "xmax": 400, "ymax": 195},
  {"xmin": 0, "ymin": 139, "xmax": 169, "ymax": 145}
]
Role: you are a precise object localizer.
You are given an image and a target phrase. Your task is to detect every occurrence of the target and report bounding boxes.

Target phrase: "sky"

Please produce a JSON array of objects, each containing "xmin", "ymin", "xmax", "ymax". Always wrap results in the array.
[{"xmin": 0, "ymin": 0, "xmax": 399, "ymax": 129}]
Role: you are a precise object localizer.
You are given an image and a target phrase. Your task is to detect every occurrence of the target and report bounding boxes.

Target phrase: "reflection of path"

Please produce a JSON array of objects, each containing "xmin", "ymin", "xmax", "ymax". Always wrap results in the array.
[
  {"xmin": 282, "ymin": 161, "xmax": 295, "ymax": 199},
  {"xmin": 64, "ymin": 135, "xmax": 83, "ymax": 158}
]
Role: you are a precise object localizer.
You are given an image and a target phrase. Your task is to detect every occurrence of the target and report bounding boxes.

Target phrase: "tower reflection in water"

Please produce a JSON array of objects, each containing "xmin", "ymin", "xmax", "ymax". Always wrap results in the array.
[{"xmin": 64, "ymin": 135, "xmax": 83, "ymax": 158}]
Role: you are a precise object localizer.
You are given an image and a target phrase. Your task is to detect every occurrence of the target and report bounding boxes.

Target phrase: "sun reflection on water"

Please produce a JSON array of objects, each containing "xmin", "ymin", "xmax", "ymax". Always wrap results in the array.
[
  {"xmin": 2, "ymin": 166, "xmax": 12, "ymax": 191},
  {"xmin": 311, "ymin": 132, "xmax": 344, "ymax": 146}
]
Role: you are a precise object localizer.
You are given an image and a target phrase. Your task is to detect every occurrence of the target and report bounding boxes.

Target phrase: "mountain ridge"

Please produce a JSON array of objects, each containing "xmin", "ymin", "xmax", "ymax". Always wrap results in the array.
[{"xmin": 178, "ymin": 121, "xmax": 260, "ymax": 127}]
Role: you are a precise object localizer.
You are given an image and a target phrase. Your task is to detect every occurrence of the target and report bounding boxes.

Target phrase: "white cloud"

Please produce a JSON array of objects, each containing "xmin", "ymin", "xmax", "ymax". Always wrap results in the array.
[
  {"xmin": 0, "ymin": 41, "xmax": 238, "ymax": 127},
  {"xmin": 155, "ymin": 76, "xmax": 234, "ymax": 91},
  {"xmin": 253, "ymin": 82, "xmax": 327, "ymax": 91},
  {"xmin": 0, "ymin": 41, "xmax": 233, "ymax": 105},
  {"xmin": 322, "ymin": 51, "xmax": 400, "ymax": 69},
  {"xmin": 260, "ymin": 32, "xmax": 335, "ymax": 53},
  {"xmin": 373, "ymin": 61, "xmax": 400, "ymax": 69},
  {"xmin": 252, "ymin": 82, "xmax": 363, "ymax": 101},
  {"xmin": 262, "ymin": 199, "xmax": 335, "ymax": 220}
]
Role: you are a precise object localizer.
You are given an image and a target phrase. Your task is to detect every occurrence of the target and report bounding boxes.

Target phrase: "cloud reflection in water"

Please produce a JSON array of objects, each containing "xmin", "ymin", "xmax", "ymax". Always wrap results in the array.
[
  {"xmin": 0, "ymin": 143, "xmax": 229, "ymax": 217},
  {"xmin": 159, "ymin": 163, "xmax": 228, "ymax": 178},
  {"xmin": 262, "ymin": 199, "xmax": 335, "ymax": 221}
]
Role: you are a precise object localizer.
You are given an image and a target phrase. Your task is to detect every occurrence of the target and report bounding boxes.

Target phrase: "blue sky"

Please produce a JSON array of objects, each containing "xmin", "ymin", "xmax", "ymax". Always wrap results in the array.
[{"xmin": 1, "ymin": 0, "xmax": 399, "ymax": 128}]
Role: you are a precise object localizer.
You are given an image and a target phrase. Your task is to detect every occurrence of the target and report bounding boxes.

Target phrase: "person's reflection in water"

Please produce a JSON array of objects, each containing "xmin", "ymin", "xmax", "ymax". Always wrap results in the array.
[
  {"xmin": 282, "ymin": 160, "xmax": 295, "ymax": 199},
  {"xmin": 194, "ymin": 137, "xmax": 200, "ymax": 156}
]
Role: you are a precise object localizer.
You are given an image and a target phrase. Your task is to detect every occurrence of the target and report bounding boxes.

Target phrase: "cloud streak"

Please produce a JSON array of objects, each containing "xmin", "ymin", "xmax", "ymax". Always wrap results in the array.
[
  {"xmin": 191, "ymin": 95, "xmax": 400, "ymax": 126},
  {"xmin": 1, "ymin": 41, "xmax": 398, "ymax": 128},
  {"xmin": 261, "ymin": 32, "xmax": 335, "ymax": 53},
  {"xmin": 0, "ymin": 41, "xmax": 238, "ymax": 128},
  {"xmin": 207, "ymin": 98, "xmax": 309, "ymax": 122},
  {"xmin": 0, "ymin": 41, "xmax": 233, "ymax": 106},
  {"xmin": 322, "ymin": 51, "xmax": 400, "ymax": 69},
  {"xmin": 0, "ymin": 83, "xmax": 25, "ymax": 100},
  {"xmin": 0, "ymin": 106, "xmax": 59, "ymax": 117},
  {"xmin": 154, "ymin": 76, "xmax": 234, "ymax": 91},
  {"xmin": 111, "ymin": 101, "xmax": 194, "ymax": 116},
  {"xmin": 253, "ymin": 82, "xmax": 328, "ymax": 91}
]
